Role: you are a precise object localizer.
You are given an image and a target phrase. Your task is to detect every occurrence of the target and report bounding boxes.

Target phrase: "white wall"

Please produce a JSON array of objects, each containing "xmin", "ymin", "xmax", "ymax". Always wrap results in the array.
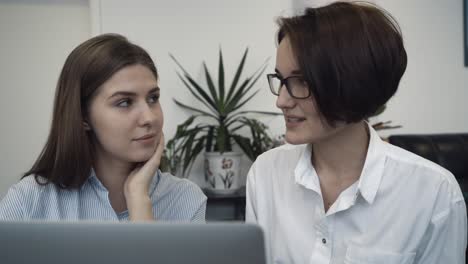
[
  {"xmin": 377, "ymin": 0, "xmax": 468, "ymax": 136},
  {"xmin": 0, "ymin": 0, "xmax": 467, "ymax": 197},
  {"xmin": 0, "ymin": 0, "xmax": 90, "ymax": 198}
]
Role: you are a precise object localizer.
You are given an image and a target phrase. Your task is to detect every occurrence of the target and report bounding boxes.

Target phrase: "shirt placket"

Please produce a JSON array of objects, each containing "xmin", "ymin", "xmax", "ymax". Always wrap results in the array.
[{"xmin": 309, "ymin": 204, "xmax": 333, "ymax": 264}]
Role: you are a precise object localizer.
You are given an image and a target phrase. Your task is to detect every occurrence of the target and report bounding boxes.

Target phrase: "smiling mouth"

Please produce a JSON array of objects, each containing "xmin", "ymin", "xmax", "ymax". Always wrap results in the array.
[{"xmin": 285, "ymin": 117, "xmax": 306, "ymax": 122}]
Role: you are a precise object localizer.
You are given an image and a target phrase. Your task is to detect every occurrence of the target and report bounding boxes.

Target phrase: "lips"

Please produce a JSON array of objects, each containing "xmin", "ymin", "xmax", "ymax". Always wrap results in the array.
[
  {"xmin": 134, "ymin": 133, "xmax": 156, "ymax": 141},
  {"xmin": 284, "ymin": 115, "xmax": 306, "ymax": 129},
  {"xmin": 285, "ymin": 116, "xmax": 306, "ymax": 122}
]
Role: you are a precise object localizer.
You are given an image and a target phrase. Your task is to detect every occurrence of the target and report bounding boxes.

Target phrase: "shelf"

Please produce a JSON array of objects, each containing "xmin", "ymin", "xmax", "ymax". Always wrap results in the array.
[{"xmin": 203, "ymin": 186, "xmax": 246, "ymax": 221}]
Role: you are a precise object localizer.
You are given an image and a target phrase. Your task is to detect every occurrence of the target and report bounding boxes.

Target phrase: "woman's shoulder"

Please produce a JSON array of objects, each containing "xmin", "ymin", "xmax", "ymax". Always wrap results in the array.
[
  {"xmin": 3, "ymin": 175, "xmax": 63, "ymax": 204},
  {"xmin": 151, "ymin": 172, "xmax": 206, "ymax": 221},
  {"xmin": 0, "ymin": 175, "xmax": 57, "ymax": 220},
  {"xmin": 385, "ymin": 143, "xmax": 464, "ymax": 202},
  {"xmin": 386, "ymin": 143, "xmax": 457, "ymax": 182},
  {"xmin": 156, "ymin": 172, "xmax": 206, "ymax": 200},
  {"xmin": 7, "ymin": 175, "xmax": 52, "ymax": 197},
  {"xmin": 152, "ymin": 172, "xmax": 207, "ymax": 221}
]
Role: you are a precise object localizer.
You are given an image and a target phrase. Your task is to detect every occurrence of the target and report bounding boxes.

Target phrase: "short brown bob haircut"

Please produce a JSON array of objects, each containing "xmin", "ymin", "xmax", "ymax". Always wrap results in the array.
[
  {"xmin": 277, "ymin": 1, "xmax": 407, "ymax": 125},
  {"xmin": 24, "ymin": 33, "xmax": 158, "ymax": 189}
]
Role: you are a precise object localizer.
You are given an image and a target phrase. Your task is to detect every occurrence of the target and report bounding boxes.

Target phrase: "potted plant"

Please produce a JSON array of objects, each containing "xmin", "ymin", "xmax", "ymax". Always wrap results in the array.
[{"xmin": 163, "ymin": 48, "xmax": 281, "ymax": 191}]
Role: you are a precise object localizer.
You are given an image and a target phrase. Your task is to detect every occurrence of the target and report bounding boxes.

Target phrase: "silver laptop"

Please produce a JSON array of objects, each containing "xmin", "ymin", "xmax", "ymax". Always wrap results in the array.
[{"xmin": 0, "ymin": 221, "xmax": 266, "ymax": 264}]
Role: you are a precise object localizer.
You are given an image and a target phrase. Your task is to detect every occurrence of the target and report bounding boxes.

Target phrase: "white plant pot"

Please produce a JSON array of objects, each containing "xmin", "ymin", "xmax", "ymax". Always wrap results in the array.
[{"xmin": 204, "ymin": 151, "xmax": 242, "ymax": 190}]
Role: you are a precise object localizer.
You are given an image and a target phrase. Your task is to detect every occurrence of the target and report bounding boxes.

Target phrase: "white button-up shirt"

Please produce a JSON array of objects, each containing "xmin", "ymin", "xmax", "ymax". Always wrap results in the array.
[{"xmin": 246, "ymin": 126, "xmax": 467, "ymax": 264}]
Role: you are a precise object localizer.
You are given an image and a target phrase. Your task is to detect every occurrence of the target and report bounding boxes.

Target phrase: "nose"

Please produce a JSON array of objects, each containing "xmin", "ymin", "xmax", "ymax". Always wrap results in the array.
[
  {"xmin": 276, "ymin": 84, "xmax": 295, "ymax": 109},
  {"xmin": 138, "ymin": 103, "xmax": 158, "ymax": 128}
]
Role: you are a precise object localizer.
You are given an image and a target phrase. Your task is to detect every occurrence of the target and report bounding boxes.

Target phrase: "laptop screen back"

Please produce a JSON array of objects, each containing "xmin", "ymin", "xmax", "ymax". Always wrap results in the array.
[{"xmin": 0, "ymin": 221, "xmax": 266, "ymax": 264}]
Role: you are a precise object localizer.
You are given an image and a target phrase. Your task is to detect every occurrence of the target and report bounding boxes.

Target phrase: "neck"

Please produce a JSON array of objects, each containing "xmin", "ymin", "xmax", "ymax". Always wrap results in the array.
[
  {"xmin": 93, "ymin": 148, "xmax": 134, "ymax": 213},
  {"xmin": 312, "ymin": 121, "xmax": 369, "ymax": 182}
]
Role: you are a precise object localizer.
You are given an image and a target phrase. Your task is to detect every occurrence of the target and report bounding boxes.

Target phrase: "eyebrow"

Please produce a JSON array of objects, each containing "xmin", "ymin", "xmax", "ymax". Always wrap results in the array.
[
  {"xmin": 274, "ymin": 69, "xmax": 302, "ymax": 77},
  {"xmin": 108, "ymin": 87, "xmax": 160, "ymax": 100}
]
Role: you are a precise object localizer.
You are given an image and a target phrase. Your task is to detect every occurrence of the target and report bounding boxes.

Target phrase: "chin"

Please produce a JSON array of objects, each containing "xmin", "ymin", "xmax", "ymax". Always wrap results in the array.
[
  {"xmin": 284, "ymin": 132, "xmax": 312, "ymax": 145},
  {"xmin": 129, "ymin": 151, "xmax": 154, "ymax": 163}
]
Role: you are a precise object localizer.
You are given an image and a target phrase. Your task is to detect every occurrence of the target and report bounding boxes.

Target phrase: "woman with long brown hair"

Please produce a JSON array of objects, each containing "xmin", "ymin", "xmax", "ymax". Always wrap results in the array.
[{"xmin": 0, "ymin": 34, "xmax": 206, "ymax": 221}]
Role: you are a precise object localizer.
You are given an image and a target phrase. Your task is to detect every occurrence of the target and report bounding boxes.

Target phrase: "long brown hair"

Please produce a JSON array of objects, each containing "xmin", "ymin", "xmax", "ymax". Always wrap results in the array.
[{"xmin": 24, "ymin": 33, "xmax": 158, "ymax": 189}]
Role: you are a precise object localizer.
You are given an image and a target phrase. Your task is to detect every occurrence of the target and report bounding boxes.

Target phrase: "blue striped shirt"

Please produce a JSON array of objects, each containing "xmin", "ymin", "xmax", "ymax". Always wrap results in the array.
[{"xmin": 0, "ymin": 170, "xmax": 207, "ymax": 222}]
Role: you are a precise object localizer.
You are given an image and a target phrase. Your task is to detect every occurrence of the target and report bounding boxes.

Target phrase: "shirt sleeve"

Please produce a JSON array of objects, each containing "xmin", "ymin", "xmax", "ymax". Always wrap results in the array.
[
  {"xmin": 245, "ymin": 162, "xmax": 258, "ymax": 223},
  {"xmin": 190, "ymin": 197, "xmax": 207, "ymax": 223},
  {"xmin": 415, "ymin": 186, "xmax": 467, "ymax": 263},
  {"xmin": 179, "ymin": 179, "xmax": 207, "ymax": 222},
  {"xmin": 0, "ymin": 183, "xmax": 25, "ymax": 220}
]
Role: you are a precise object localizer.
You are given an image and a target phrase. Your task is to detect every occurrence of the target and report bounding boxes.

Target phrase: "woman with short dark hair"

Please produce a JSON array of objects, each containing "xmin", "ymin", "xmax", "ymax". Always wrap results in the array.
[
  {"xmin": 0, "ymin": 34, "xmax": 207, "ymax": 222},
  {"xmin": 246, "ymin": 2, "xmax": 466, "ymax": 263}
]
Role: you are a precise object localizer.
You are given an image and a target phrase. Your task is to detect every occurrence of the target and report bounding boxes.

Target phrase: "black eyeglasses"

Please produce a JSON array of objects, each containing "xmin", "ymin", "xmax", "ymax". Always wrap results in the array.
[{"xmin": 266, "ymin": 73, "xmax": 311, "ymax": 99}]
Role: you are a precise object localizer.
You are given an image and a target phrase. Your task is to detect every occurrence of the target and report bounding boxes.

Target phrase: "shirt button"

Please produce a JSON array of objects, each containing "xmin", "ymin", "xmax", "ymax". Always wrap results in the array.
[{"xmin": 322, "ymin": 238, "xmax": 327, "ymax": 244}]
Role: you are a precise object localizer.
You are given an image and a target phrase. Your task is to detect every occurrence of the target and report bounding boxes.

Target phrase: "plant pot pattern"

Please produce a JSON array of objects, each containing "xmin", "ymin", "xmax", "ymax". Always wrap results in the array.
[{"xmin": 204, "ymin": 152, "xmax": 241, "ymax": 190}]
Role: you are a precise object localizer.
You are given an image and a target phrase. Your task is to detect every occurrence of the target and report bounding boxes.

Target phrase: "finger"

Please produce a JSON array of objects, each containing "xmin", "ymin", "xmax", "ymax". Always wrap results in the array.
[{"xmin": 140, "ymin": 133, "xmax": 165, "ymax": 174}]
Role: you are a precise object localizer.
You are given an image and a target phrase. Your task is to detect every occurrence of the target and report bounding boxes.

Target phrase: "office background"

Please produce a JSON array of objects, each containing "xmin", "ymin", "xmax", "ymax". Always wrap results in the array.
[{"xmin": 0, "ymin": 0, "xmax": 467, "ymax": 198}]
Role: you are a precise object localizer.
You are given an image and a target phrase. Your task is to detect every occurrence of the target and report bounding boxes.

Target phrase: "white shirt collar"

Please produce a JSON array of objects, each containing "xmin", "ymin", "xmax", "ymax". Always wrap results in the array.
[
  {"xmin": 294, "ymin": 123, "xmax": 387, "ymax": 204},
  {"xmin": 356, "ymin": 123, "xmax": 386, "ymax": 203}
]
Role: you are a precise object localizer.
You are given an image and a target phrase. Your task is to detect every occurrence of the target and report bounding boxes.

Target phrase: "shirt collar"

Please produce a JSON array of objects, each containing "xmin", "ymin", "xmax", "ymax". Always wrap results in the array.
[
  {"xmin": 86, "ymin": 168, "xmax": 161, "ymax": 195},
  {"xmin": 356, "ymin": 123, "xmax": 386, "ymax": 204},
  {"xmin": 294, "ymin": 123, "xmax": 387, "ymax": 204},
  {"xmin": 87, "ymin": 169, "xmax": 106, "ymax": 190},
  {"xmin": 294, "ymin": 144, "xmax": 322, "ymax": 195}
]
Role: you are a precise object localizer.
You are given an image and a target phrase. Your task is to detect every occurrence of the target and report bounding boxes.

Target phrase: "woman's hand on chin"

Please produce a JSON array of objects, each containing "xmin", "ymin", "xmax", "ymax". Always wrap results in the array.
[{"xmin": 124, "ymin": 133, "xmax": 165, "ymax": 221}]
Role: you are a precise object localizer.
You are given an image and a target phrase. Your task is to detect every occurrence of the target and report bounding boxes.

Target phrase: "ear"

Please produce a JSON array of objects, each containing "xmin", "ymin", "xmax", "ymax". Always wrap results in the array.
[{"xmin": 83, "ymin": 121, "xmax": 91, "ymax": 131}]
